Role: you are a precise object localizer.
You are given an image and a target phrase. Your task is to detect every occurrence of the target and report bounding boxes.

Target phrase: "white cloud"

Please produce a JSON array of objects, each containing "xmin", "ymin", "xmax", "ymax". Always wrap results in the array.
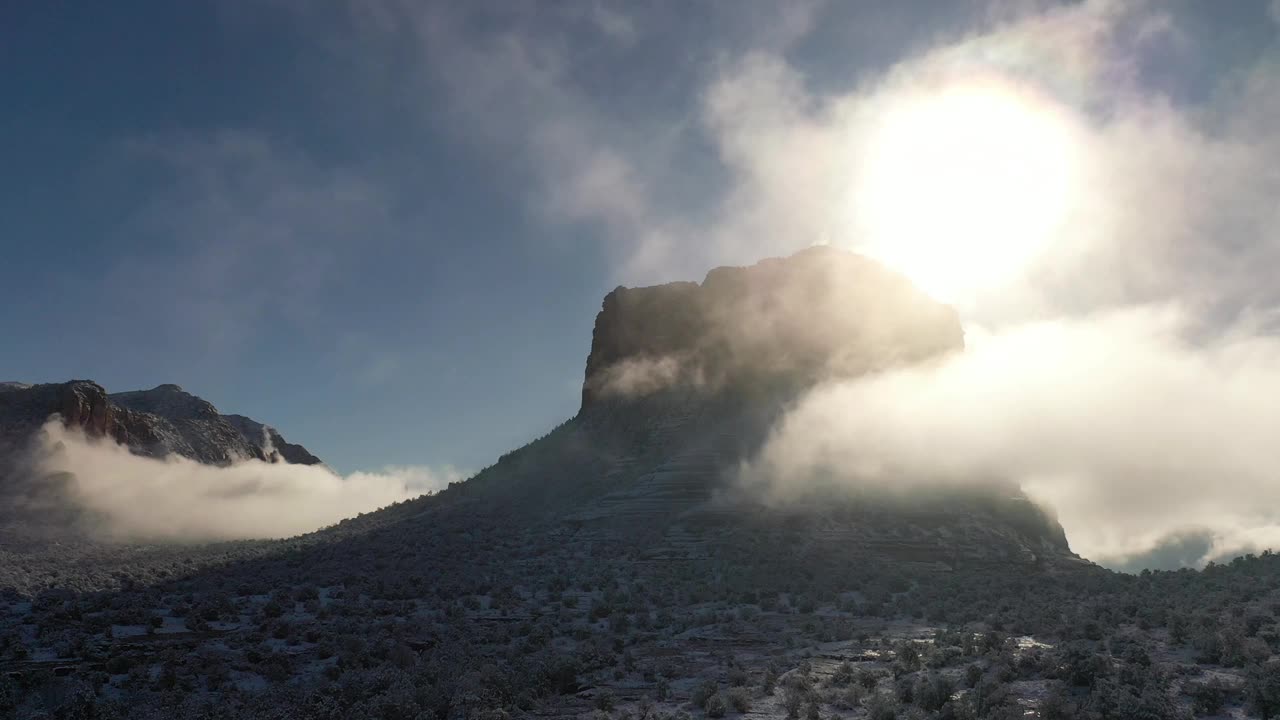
[
  {"xmin": 714, "ymin": 2, "xmax": 1280, "ymax": 568},
  {"xmin": 743, "ymin": 307, "xmax": 1280, "ymax": 569},
  {"xmin": 34, "ymin": 421, "xmax": 463, "ymax": 542}
]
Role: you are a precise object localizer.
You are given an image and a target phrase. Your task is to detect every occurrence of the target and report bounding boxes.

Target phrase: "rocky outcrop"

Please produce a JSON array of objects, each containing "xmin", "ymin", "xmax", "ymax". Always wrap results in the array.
[
  {"xmin": 108, "ymin": 384, "xmax": 264, "ymax": 465},
  {"xmin": 224, "ymin": 414, "xmax": 323, "ymax": 466},
  {"xmin": 0, "ymin": 381, "xmax": 321, "ymax": 467},
  {"xmin": 582, "ymin": 246, "xmax": 964, "ymax": 410},
  {"xmin": 0, "ymin": 381, "xmax": 141, "ymax": 448},
  {"xmin": 454, "ymin": 247, "xmax": 1082, "ymax": 570}
]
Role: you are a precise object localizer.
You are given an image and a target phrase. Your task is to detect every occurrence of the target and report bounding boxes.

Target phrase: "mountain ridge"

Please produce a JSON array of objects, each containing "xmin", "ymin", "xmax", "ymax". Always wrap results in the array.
[{"xmin": 0, "ymin": 379, "xmax": 321, "ymax": 468}]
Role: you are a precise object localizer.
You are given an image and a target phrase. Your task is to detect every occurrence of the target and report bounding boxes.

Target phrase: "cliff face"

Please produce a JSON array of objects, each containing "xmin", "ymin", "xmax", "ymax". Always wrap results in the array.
[
  {"xmin": 0, "ymin": 381, "xmax": 149, "ymax": 451},
  {"xmin": 223, "ymin": 414, "xmax": 323, "ymax": 466},
  {"xmin": 451, "ymin": 247, "xmax": 1081, "ymax": 570},
  {"xmin": 0, "ymin": 381, "xmax": 321, "ymax": 467},
  {"xmin": 581, "ymin": 246, "xmax": 964, "ymax": 410}
]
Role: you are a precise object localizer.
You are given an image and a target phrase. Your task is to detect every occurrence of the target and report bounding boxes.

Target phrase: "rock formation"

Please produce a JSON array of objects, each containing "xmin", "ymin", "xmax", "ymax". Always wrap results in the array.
[
  {"xmin": 451, "ymin": 247, "xmax": 1082, "ymax": 571},
  {"xmin": 0, "ymin": 380, "xmax": 321, "ymax": 467},
  {"xmin": 582, "ymin": 245, "xmax": 964, "ymax": 409},
  {"xmin": 223, "ymin": 414, "xmax": 323, "ymax": 466}
]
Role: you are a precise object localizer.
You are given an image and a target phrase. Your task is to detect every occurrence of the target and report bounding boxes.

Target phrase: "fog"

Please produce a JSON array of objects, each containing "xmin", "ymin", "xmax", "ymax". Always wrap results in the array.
[
  {"xmin": 32, "ymin": 421, "xmax": 463, "ymax": 542},
  {"xmin": 743, "ymin": 306, "xmax": 1280, "ymax": 570}
]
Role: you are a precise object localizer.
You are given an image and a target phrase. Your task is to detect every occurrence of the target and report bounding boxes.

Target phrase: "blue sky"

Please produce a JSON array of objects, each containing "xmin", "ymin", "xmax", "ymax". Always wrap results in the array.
[{"xmin": 3, "ymin": 0, "xmax": 1278, "ymax": 477}]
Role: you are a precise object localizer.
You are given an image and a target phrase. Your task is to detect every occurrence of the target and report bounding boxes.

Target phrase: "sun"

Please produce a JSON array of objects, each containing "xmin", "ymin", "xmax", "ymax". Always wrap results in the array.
[{"xmin": 848, "ymin": 79, "xmax": 1079, "ymax": 306}]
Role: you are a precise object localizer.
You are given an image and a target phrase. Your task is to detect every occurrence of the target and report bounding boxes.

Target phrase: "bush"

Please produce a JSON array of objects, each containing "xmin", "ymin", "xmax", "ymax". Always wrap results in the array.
[
  {"xmin": 691, "ymin": 680, "xmax": 719, "ymax": 708},
  {"xmin": 830, "ymin": 661, "xmax": 855, "ymax": 686},
  {"xmin": 1039, "ymin": 682, "xmax": 1074, "ymax": 720},
  {"xmin": 783, "ymin": 686, "xmax": 805, "ymax": 719},
  {"xmin": 866, "ymin": 692, "xmax": 898, "ymax": 720},
  {"xmin": 726, "ymin": 687, "xmax": 751, "ymax": 713},
  {"xmin": 1185, "ymin": 678, "xmax": 1229, "ymax": 716},
  {"xmin": 763, "ymin": 667, "xmax": 778, "ymax": 695},
  {"xmin": 1246, "ymin": 660, "xmax": 1280, "ymax": 720},
  {"xmin": 914, "ymin": 672, "xmax": 955, "ymax": 713},
  {"xmin": 703, "ymin": 692, "xmax": 727, "ymax": 718}
]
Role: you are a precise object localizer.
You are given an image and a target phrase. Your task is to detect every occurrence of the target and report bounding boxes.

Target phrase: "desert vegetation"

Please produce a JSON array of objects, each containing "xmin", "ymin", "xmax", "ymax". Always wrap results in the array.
[{"xmin": 5, "ymin": 474, "xmax": 1280, "ymax": 719}]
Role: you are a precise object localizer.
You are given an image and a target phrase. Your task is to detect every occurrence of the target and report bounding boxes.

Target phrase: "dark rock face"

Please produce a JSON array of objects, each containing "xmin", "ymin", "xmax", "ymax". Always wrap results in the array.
[
  {"xmin": 108, "ymin": 384, "xmax": 263, "ymax": 465},
  {"xmin": 223, "ymin": 414, "xmax": 323, "ymax": 466},
  {"xmin": 0, "ymin": 381, "xmax": 321, "ymax": 467},
  {"xmin": 582, "ymin": 246, "xmax": 964, "ymax": 409},
  {"xmin": 0, "ymin": 381, "xmax": 140, "ymax": 449}
]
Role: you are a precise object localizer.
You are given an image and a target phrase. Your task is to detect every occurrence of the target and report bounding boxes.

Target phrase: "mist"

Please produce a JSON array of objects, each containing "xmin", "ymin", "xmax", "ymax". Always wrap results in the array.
[
  {"xmin": 677, "ymin": 2, "xmax": 1280, "ymax": 572},
  {"xmin": 743, "ymin": 305, "xmax": 1280, "ymax": 570},
  {"xmin": 32, "ymin": 421, "xmax": 464, "ymax": 542}
]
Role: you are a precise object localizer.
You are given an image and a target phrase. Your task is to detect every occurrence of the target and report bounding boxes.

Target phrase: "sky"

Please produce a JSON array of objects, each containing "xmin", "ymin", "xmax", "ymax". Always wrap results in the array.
[
  {"xmin": 3, "ymin": 0, "xmax": 1280, "ymax": 535},
  {"xmin": 0, "ymin": 0, "xmax": 1015, "ymax": 474}
]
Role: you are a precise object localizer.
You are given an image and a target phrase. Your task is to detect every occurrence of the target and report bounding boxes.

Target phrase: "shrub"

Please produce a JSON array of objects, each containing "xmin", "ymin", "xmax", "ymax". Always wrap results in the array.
[
  {"xmin": 691, "ymin": 680, "xmax": 718, "ymax": 708},
  {"xmin": 703, "ymin": 692, "xmax": 727, "ymax": 718},
  {"xmin": 1246, "ymin": 660, "xmax": 1280, "ymax": 720},
  {"xmin": 865, "ymin": 692, "xmax": 898, "ymax": 720},
  {"xmin": 763, "ymin": 667, "xmax": 778, "ymax": 695},
  {"xmin": 726, "ymin": 687, "xmax": 751, "ymax": 713},
  {"xmin": 830, "ymin": 661, "xmax": 855, "ymax": 686},
  {"xmin": 914, "ymin": 672, "xmax": 954, "ymax": 713},
  {"xmin": 1185, "ymin": 678, "xmax": 1229, "ymax": 716}
]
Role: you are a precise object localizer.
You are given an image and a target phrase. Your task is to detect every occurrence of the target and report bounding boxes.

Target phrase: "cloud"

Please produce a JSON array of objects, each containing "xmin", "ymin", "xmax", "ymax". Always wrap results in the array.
[
  {"xmin": 689, "ymin": 2, "xmax": 1280, "ymax": 570},
  {"xmin": 743, "ymin": 306, "xmax": 1280, "ymax": 570},
  {"xmin": 589, "ymin": 2, "xmax": 638, "ymax": 45},
  {"xmin": 283, "ymin": 0, "xmax": 834, "ymax": 284},
  {"xmin": 588, "ymin": 355, "xmax": 693, "ymax": 399},
  {"xmin": 32, "ymin": 421, "xmax": 464, "ymax": 542}
]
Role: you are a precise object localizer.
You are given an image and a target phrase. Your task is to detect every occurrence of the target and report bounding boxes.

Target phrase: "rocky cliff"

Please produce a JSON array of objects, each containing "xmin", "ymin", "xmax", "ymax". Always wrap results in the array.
[
  {"xmin": 0, "ymin": 380, "xmax": 321, "ymax": 467},
  {"xmin": 581, "ymin": 245, "xmax": 964, "ymax": 409},
  {"xmin": 450, "ymin": 247, "xmax": 1081, "ymax": 571},
  {"xmin": 223, "ymin": 414, "xmax": 323, "ymax": 466}
]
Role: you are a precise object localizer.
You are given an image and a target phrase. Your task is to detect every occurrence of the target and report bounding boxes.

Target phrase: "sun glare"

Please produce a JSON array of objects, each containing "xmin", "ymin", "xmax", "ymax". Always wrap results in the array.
[{"xmin": 849, "ymin": 80, "xmax": 1079, "ymax": 305}]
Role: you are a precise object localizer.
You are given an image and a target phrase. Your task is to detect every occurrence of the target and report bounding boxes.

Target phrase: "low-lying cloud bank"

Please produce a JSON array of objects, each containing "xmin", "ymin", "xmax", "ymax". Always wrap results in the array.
[
  {"xmin": 33, "ymin": 421, "xmax": 464, "ymax": 542},
  {"xmin": 745, "ymin": 306, "xmax": 1280, "ymax": 571}
]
